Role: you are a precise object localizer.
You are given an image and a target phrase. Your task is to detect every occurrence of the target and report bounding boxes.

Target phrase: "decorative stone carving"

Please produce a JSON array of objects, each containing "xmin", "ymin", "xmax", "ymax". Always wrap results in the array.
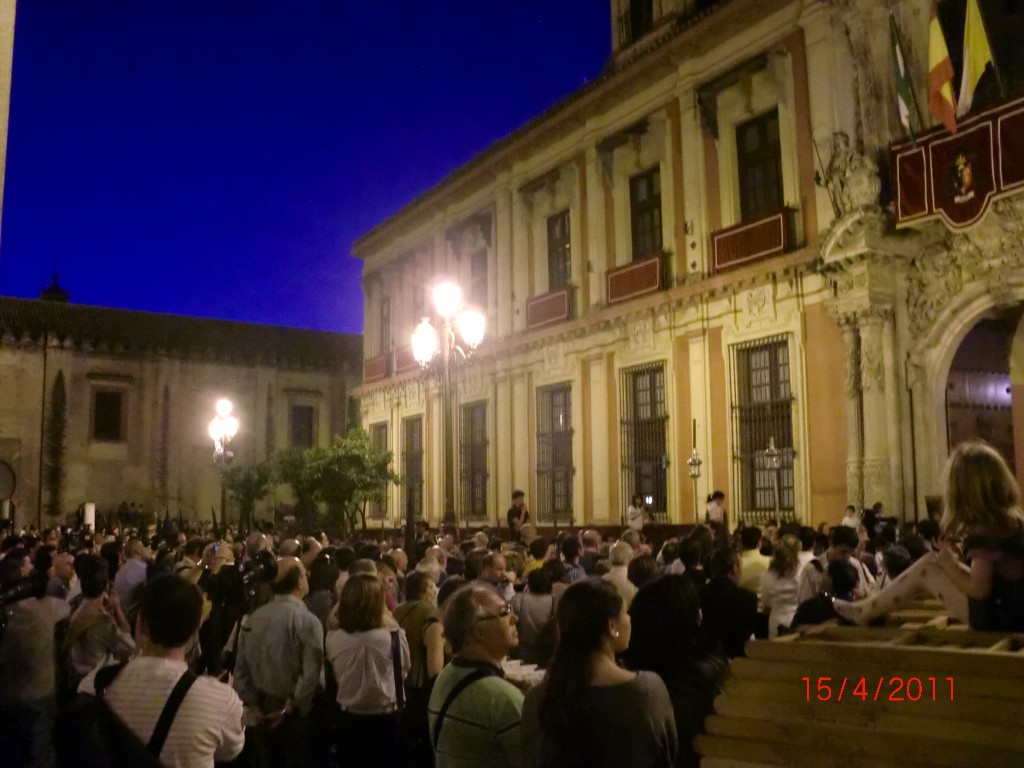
[
  {"xmin": 846, "ymin": 460, "xmax": 864, "ymax": 509},
  {"xmin": 862, "ymin": 459, "xmax": 890, "ymax": 507},
  {"xmin": 843, "ymin": 325, "xmax": 861, "ymax": 398},
  {"xmin": 860, "ymin": 340, "xmax": 884, "ymax": 391},
  {"xmin": 820, "ymin": 131, "xmax": 881, "ymax": 215},
  {"xmin": 746, "ymin": 287, "xmax": 768, "ymax": 318},
  {"xmin": 629, "ymin": 317, "xmax": 656, "ymax": 353}
]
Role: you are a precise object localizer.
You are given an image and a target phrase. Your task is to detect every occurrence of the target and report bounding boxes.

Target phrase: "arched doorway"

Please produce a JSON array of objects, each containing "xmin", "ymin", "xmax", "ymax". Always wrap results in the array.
[{"xmin": 945, "ymin": 307, "xmax": 1024, "ymax": 475}]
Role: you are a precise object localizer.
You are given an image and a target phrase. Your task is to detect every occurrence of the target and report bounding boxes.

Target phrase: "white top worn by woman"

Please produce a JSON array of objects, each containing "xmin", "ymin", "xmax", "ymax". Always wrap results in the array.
[
  {"xmin": 627, "ymin": 504, "xmax": 646, "ymax": 531},
  {"xmin": 325, "ymin": 626, "xmax": 410, "ymax": 712},
  {"xmin": 758, "ymin": 569, "xmax": 800, "ymax": 639}
]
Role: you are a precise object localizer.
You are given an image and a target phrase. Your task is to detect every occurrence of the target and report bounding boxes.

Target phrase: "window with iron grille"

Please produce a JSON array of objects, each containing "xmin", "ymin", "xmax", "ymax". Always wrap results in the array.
[
  {"xmin": 460, "ymin": 402, "xmax": 488, "ymax": 520},
  {"xmin": 736, "ymin": 109, "xmax": 783, "ymax": 222},
  {"xmin": 290, "ymin": 405, "xmax": 316, "ymax": 449},
  {"xmin": 379, "ymin": 297, "xmax": 391, "ymax": 356},
  {"xmin": 470, "ymin": 250, "xmax": 488, "ymax": 310},
  {"xmin": 731, "ymin": 335, "xmax": 795, "ymax": 524},
  {"xmin": 547, "ymin": 211, "xmax": 571, "ymax": 290},
  {"xmin": 536, "ymin": 383, "xmax": 574, "ymax": 524},
  {"xmin": 368, "ymin": 422, "xmax": 389, "ymax": 520},
  {"xmin": 630, "ymin": 167, "xmax": 662, "ymax": 260},
  {"xmin": 402, "ymin": 416, "xmax": 424, "ymax": 525},
  {"xmin": 619, "ymin": 362, "xmax": 668, "ymax": 520}
]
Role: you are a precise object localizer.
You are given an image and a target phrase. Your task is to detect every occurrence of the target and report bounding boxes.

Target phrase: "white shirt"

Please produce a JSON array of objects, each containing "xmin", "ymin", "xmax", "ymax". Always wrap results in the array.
[
  {"xmin": 81, "ymin": 657, "xmax": 244, "ymax": 768},
  {"xmin": 759, "ymin": 570, "xmax": 800, "ymax": 638},
  {"xmin": 841, "ymin": 514, "xmax": 861, "ymax": 530},
  {"xmin": 325, "ymin": 627, "xmax": 410, "ymax": 712},
  {"xmin": 706, "ymin": 501, "xmax": 725, "ymax": 524},
  {"xmin": 627, "ymin": 505, "xmax": 646, "ymax": 531}
]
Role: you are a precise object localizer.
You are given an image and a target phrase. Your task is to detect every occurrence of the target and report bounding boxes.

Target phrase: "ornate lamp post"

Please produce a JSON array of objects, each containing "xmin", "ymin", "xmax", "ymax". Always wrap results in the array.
[
  {"xmin": 208, "ymin": 398, "xmax": 239, "ymax": 528},
  {"xmin": 765, "ymin": 435, "xmax": 781, "ymax": 520},
  {"xmin": 411, "ymin": 281, "xmax": 485, "ymax": 544},
  {"xmin": 687, "ymin": 420, "xmax": 702, "ymax": 525}
]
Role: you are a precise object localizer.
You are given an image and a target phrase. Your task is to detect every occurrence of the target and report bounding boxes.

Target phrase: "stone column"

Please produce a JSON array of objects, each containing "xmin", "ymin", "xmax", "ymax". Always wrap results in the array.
[
  {"xmin": 842, "ymin": 319, "xmax": 864, "ymax": 508},
  {"xmin": 859, "ymin": 312, "xmax": 891, "ymax": 509}
]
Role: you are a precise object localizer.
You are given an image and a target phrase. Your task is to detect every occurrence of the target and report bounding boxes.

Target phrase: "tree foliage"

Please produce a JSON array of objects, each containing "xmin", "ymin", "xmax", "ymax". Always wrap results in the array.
[
  {"xmin": 223, "ymin": 461, "xmax": 273, "ymax": 532},
  {"xmin": 44, "ymin": 370, "xmax": 67, "ymax": 518}
]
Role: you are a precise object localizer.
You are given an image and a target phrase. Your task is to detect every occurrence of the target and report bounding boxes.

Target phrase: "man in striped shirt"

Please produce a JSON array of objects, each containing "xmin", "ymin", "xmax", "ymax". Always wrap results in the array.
[{"xmin": 82, "ymin": 574, "xmax": 244, "ymax": 767}]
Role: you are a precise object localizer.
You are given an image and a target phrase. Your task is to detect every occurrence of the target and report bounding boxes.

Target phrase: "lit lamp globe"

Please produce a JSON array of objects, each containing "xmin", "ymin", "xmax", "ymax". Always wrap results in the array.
[
  {"xmin": 215, "ymin": 398, "xmax": 233, "ymax": 418},
  {"xmin": 411, "ymin": 317, "xmax": 440, "ymax": 366},
  {"xmin": 456, "ymin": 309, "xmax": 486, "ymax": 349},
  {"xmin": 208, "ymin": 418, "xmax": 224, "ymax": 442},
  {"xmin": 433, "ymin": 282, "xmax": 463, "ymax": 321},
  {"xmin": 224, "ymin": 415, "xmax": 239, "ymax": 439}
]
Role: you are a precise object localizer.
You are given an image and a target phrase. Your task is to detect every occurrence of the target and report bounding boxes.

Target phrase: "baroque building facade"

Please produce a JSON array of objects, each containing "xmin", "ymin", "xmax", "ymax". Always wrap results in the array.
[
  {"xmin": 0, "ymin": 284, "xmax": 362, "ymax": 529},
  {"xmin": 354, "ymin": 0, "xmax": 1024, "ymax": 529}
]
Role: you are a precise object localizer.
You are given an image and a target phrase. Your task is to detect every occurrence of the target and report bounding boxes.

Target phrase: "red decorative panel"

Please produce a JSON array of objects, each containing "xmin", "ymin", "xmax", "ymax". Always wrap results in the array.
[
  {"xmin": 526, "ymin": 286, "xmax": 572, "ymax": 329},
  {"xmin": 892, "ymin": 95, "xmax": 1024, "ymax": 231},
  {"xmin": 363, "ymin": 354, "xmax": 388, "ymax": 383},
  {"xmin": 606, "ymin": 253, "xmax": 664, "ymax": 305},
  {"xmin": 393, "ymin": 345, "xmax": 419, "ymax": 374},
  {"xmin": 711, "ymin": 210, "xmax": 790, "ymax": 273}
]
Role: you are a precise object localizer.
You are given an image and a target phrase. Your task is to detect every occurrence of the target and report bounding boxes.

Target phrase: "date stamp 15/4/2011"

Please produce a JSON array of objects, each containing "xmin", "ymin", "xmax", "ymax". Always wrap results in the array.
[{"xmin": 802, "ymin": 676, "xmax": 955, "ymax": 702}]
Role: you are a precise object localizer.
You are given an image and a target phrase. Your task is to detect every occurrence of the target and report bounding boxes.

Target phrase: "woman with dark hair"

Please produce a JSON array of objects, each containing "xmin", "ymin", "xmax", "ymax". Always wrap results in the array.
[
  {"xmin": 303, "ymin": 552, "xmax": 341, "ymax": 629},
  {"xmin": 521, "ymin": 578, "xmax": 677, "ymax": 768},
  {"xmin": 624, "ymin": 575, "xmax": 727, "ymax": 768},
  {"xmin": 510, "ymin": 566, "xmax": 558, "ymax": 666},
  {"xmin": 325, "ymin": 573, "xmax": 410, "ymax": 768}
]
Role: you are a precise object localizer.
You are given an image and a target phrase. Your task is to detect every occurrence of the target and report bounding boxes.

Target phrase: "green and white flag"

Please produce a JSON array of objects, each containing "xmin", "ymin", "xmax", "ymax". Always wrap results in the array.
[{"xmin": 890, "ymin": 14, "xmax": 916, "ymax": 144}]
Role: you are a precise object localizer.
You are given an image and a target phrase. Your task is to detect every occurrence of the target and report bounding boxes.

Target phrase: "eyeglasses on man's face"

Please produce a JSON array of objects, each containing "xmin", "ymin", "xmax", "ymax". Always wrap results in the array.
[{"xmin": 476, "ymin": 603, "xmax": 513, "ymax": 622}]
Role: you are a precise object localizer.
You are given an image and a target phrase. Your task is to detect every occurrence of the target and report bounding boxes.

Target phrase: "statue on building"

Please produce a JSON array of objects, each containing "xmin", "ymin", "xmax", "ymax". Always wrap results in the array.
[{"xmin": 818, "ymin": 131, "xmax": 881, "ymax": 216}]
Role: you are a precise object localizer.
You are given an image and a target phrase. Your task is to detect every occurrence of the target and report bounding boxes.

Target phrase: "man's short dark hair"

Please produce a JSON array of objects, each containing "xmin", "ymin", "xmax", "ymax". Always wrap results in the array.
[
  {"xmin": 739, "ymin": 526, "xmax": 762, "ymax": 551},
  {"xmin": 271, "ymin": 561, "xmax": 303, "ymax": 595},
  {"xmin": 77, "ymin": 555, "xmax": 110, "ymax": 598},
  {"xmin": 710, "ymin": 490, "xmax": 725, "ymax": 501},
  {"xmin": 829, "ymin": 525, "xmax": 858, "ymax": 550},
  {"xmin": 511, "ymin": 490, "xmax": 525, "ymax": 501},
  {"xmin": 404, "ymin": 571, "xmax": 430, "ymax": 601},
  {"xmin": 139, "ymin": 575, "xmax": 203, "ymax": 648},
  {"xmin": 183, "ymin": 538, "xmax": 206, "ymax": 559},
  {"xmin": 882, "ymin": 546, "xmax": 913, "ymax": 580},
  {"xmin": 826, "ymin": 559, "xmax": 859, "ymax": 598},
  {"xmin": 528, "ymin": 537, "xmax": 549, "ymax": 560},
  {"xmin": 678, "ymin": 538, "xmax": 702, "ymax": 569},
  {"xmin": 560, "ymin": 537, "xmax": 581, "ymax": 562},
  {"xmin": 708, "ymin": 547, "xmax": 740, "ymax": 578}
]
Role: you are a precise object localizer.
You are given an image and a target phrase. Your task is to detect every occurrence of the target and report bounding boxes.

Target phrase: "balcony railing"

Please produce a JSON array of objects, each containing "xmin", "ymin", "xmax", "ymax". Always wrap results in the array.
[
  {"xmin": 363, "ymin": 354, "xmax": 389, "ymax": 383},
  {"xmin": 710, "ymin": 208, "xmax": 796, "ymax": 274},
  {"xmin": 526, "ymin": 285, "xmax": 574, "ymax": 330},
  {"xmin": 607, "ymin": 252, "xmax": 666, "ymax": 305}
]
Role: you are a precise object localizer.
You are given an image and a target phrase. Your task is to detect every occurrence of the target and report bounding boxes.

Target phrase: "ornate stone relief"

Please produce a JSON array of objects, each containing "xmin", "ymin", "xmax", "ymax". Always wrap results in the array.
[
  {"xmin": 746, "ymin": 287, "xmax": 768, "ymax": 318},
  {"xmin": 819, "ymin": 131, "xmax": 881, "ymax": 217},
  {"xmin": 628, "ymin": 316, "xmax": 656, "ymax": 354},
  {"xmin": 862, "ymin": 459, "xmax": 890, "ymax": 507},
  {"xmin": 859, "ymin": 337, "xmax": 884, "ymax": 391}
]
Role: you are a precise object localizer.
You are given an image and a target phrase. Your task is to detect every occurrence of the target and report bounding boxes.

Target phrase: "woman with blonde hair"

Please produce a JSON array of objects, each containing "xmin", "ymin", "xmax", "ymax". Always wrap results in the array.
[
  {"xmin": 836, "ymin": 441, "xmax": 1024, "ymax": 630},
  {"xmin": 758, "ymin": 536, "xmax": 801, "ymax": 637}
]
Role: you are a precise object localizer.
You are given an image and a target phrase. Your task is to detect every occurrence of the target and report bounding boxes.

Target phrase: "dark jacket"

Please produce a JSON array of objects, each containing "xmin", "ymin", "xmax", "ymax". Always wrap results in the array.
[{"xmin": 699, "ymin": 576, "xmax": 757, "ymax": 658}]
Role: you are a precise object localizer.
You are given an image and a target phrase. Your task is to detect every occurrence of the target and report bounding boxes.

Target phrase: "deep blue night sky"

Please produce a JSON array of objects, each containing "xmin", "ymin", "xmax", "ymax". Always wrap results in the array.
[{"xmin": 0, "ymin": 1, "xmax": 609, "ymax": 332}]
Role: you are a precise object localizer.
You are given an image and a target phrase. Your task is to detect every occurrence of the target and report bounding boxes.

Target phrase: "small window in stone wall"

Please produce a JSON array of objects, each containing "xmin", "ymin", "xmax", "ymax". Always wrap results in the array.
[
  {"xmin": 92, "ymin": 391, "xmax": 125, "ymax": 442},
  {"xmin": 290, "ymin": 405, "xmax": 317, "ymax": 449}
]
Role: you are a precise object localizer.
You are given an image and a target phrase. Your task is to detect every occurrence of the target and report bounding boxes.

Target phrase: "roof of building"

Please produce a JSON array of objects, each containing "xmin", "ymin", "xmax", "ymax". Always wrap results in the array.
[
  {"xmin": 350, "ymin": 0, "xmax": 782, "ymax": 260},
  {"xmin": 0, "ymin": 295, "xmax": 362, "ymax": 371}
]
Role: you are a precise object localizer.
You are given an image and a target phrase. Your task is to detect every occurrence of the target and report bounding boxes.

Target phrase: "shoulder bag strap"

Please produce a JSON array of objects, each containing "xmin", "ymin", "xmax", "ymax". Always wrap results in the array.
[
  {"xmin": 146, "ymin": 670, "xmax": 198, "ymax": 758},
  {"xmin": 431, "ymin": 666, "xmax": 499, "ymax": 751},
  {"xmin": 390, "ymin": 629, "xmax": 405, "ymax": 712}
]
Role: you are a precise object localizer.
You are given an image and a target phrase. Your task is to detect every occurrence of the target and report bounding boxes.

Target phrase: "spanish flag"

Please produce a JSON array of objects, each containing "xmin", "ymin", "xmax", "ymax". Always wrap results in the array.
[
  {"xmin": 956, "ymin": 0, "xmax": 994, "ymax": 117},
  {"xmin": 928, "ymin": 2, "xmax": 957, "ymax": 133}
]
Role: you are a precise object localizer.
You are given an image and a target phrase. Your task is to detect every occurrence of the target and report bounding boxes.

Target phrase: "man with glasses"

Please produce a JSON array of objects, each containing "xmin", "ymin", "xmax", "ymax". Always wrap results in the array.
[{"xmin": 429, "ymin": 585, "xmax": 524, "ymax": 768}]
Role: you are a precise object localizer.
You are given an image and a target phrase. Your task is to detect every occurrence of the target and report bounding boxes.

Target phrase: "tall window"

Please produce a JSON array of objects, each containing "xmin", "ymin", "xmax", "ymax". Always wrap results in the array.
[
  {"xmin": 378, "ymin": 297, "xmax": 391, "ymax": 356},
  {"xmin": 619, "ymin": 363, "xmax": 668, "ymax": 519},
  {"xmin": 402, "ymin": 416, "xmax": 424, "ymax": 525},
  {"xmin": 459, "ymin": 402, "xmax": 488, "ymax": 521},
  {"xmin": 290, "ymin": 405, "xmax": 316, "ymax": 449},
  {"xmin": 630, "ymin": 167, "xmax": 662, "ymax": 260},
  {"xmin": 537, "ymin": 383, "xmax": 574, "ymax": 523},
  {"xmin": 736, "ymin": 109, "xmax": 783, "ymax": 221},
  {"xmin": 547, "ymin": 211, "xmax": 571, "ymax": 290},
  {"xmin": 92, "ymin": 390, "xmax": 125, "ymax": 442},
  {"xmin": 412, "ymin": 282, "xmax": 425, "ymax": 324},
  {"xmin": 470, "ymin": 250, "xmax": 488, "ymax": 309},
  {"xmin": 368, "ymin": 422, "xmax": 389, "ymax": 520},
  {"xmin": 620, "ymin": 0, "xmax": 653, "ymax": 46},
  {"xmin": 732, "ymin": 336, "xmax": 795, "ymax": 523}
]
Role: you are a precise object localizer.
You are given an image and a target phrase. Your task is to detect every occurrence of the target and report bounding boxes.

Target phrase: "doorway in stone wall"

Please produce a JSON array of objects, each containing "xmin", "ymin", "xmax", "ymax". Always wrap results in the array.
[{"xmin": 945, "ymin": 307, "xmax": 1024, "ymax": 472}]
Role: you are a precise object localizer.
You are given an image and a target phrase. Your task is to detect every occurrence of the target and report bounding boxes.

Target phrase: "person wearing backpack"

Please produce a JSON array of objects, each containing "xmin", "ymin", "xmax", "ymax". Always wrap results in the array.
[{"xmin": 77, "ymin": 574, "xmax": 244, "ymax": 767}]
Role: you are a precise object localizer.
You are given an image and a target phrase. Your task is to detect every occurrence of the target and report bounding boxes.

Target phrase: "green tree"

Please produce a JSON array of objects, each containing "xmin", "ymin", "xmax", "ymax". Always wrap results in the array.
[
  {"xmin": 223, "ymin": 461, "xmax": 273, "ymax": 533},
  {"xmin": 274, "ymin": 445, "xmax": 323, "ymax": 531},
  {"xmin": 44, "ymin": 370, "xmax": 67, "ymax": 518},
  {"xmin": 316, "ymin": 430, "xmax": 400, "ymax": 536}
]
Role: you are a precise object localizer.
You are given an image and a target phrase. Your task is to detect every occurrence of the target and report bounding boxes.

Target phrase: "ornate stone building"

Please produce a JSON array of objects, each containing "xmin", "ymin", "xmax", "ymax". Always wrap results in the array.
[
  {"xmin": 0, "ymin": 284, "xmax": 362, "ymax": 529},
  {"xmin": 354, "ymin": 0, "xmax": 1024, "ymax": 529}
]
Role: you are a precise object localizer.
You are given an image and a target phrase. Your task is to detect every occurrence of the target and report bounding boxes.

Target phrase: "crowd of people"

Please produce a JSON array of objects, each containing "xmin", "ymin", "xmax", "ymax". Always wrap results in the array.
[{"xmin": 1, "ymin": 440, "xmax": 1022, "ymax": 768}]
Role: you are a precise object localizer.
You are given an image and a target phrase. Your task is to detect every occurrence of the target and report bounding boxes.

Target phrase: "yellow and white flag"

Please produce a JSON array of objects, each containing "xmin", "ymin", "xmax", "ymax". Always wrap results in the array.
[{"xmin": 957, "ymin": 0, "xmax": 993, "ymax": 117}]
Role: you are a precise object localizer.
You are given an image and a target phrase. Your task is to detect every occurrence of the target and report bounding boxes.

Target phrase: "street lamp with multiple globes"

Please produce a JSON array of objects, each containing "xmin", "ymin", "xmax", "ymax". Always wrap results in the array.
[
  {"xmin": 208, "ymin": 398, "xmax": 239, "ymax": 528},
  {"xmin": 411, "ymin": 281, "xmax": 485, "ymax": 545}
]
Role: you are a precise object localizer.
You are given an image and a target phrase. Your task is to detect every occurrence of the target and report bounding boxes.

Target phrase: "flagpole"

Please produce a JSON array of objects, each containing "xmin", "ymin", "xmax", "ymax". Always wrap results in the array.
[{"xmin": 891, "ymin": 13, "xmax": 926, "ymax": 130}]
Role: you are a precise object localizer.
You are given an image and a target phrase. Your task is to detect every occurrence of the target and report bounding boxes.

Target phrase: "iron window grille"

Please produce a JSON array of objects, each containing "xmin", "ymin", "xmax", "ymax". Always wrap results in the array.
[
  {"xmin": 736, "ymin": 109, "xmax": 784, "ymax": 222},
  {"xmin": 630, "ymin": 167, "xmax": 663, "ymax": 260},
  {"xmin": 368, "ymin": 422, "xmax": 389, "ymax": 520},
  {"xmin": 731, "ymin": 335, "xmax": 796, "ymax": 525},
  {"xmin": 536, "ymin": 383, "xmax": 574, "ymax": 524},
  {"xmin": 547, "ymin": 210, "xmax": 572, "ymax": 291},
  {"xmin": 619, "ymin": 362, "xmax": 668, "ymax": 521},
  {"xmin": 460, "ymin": 401, "xmax": 489, "ymax": 521},
  {"xmin": 402, "ymin": 416, "xmax": 424, "ymax": 526}
]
